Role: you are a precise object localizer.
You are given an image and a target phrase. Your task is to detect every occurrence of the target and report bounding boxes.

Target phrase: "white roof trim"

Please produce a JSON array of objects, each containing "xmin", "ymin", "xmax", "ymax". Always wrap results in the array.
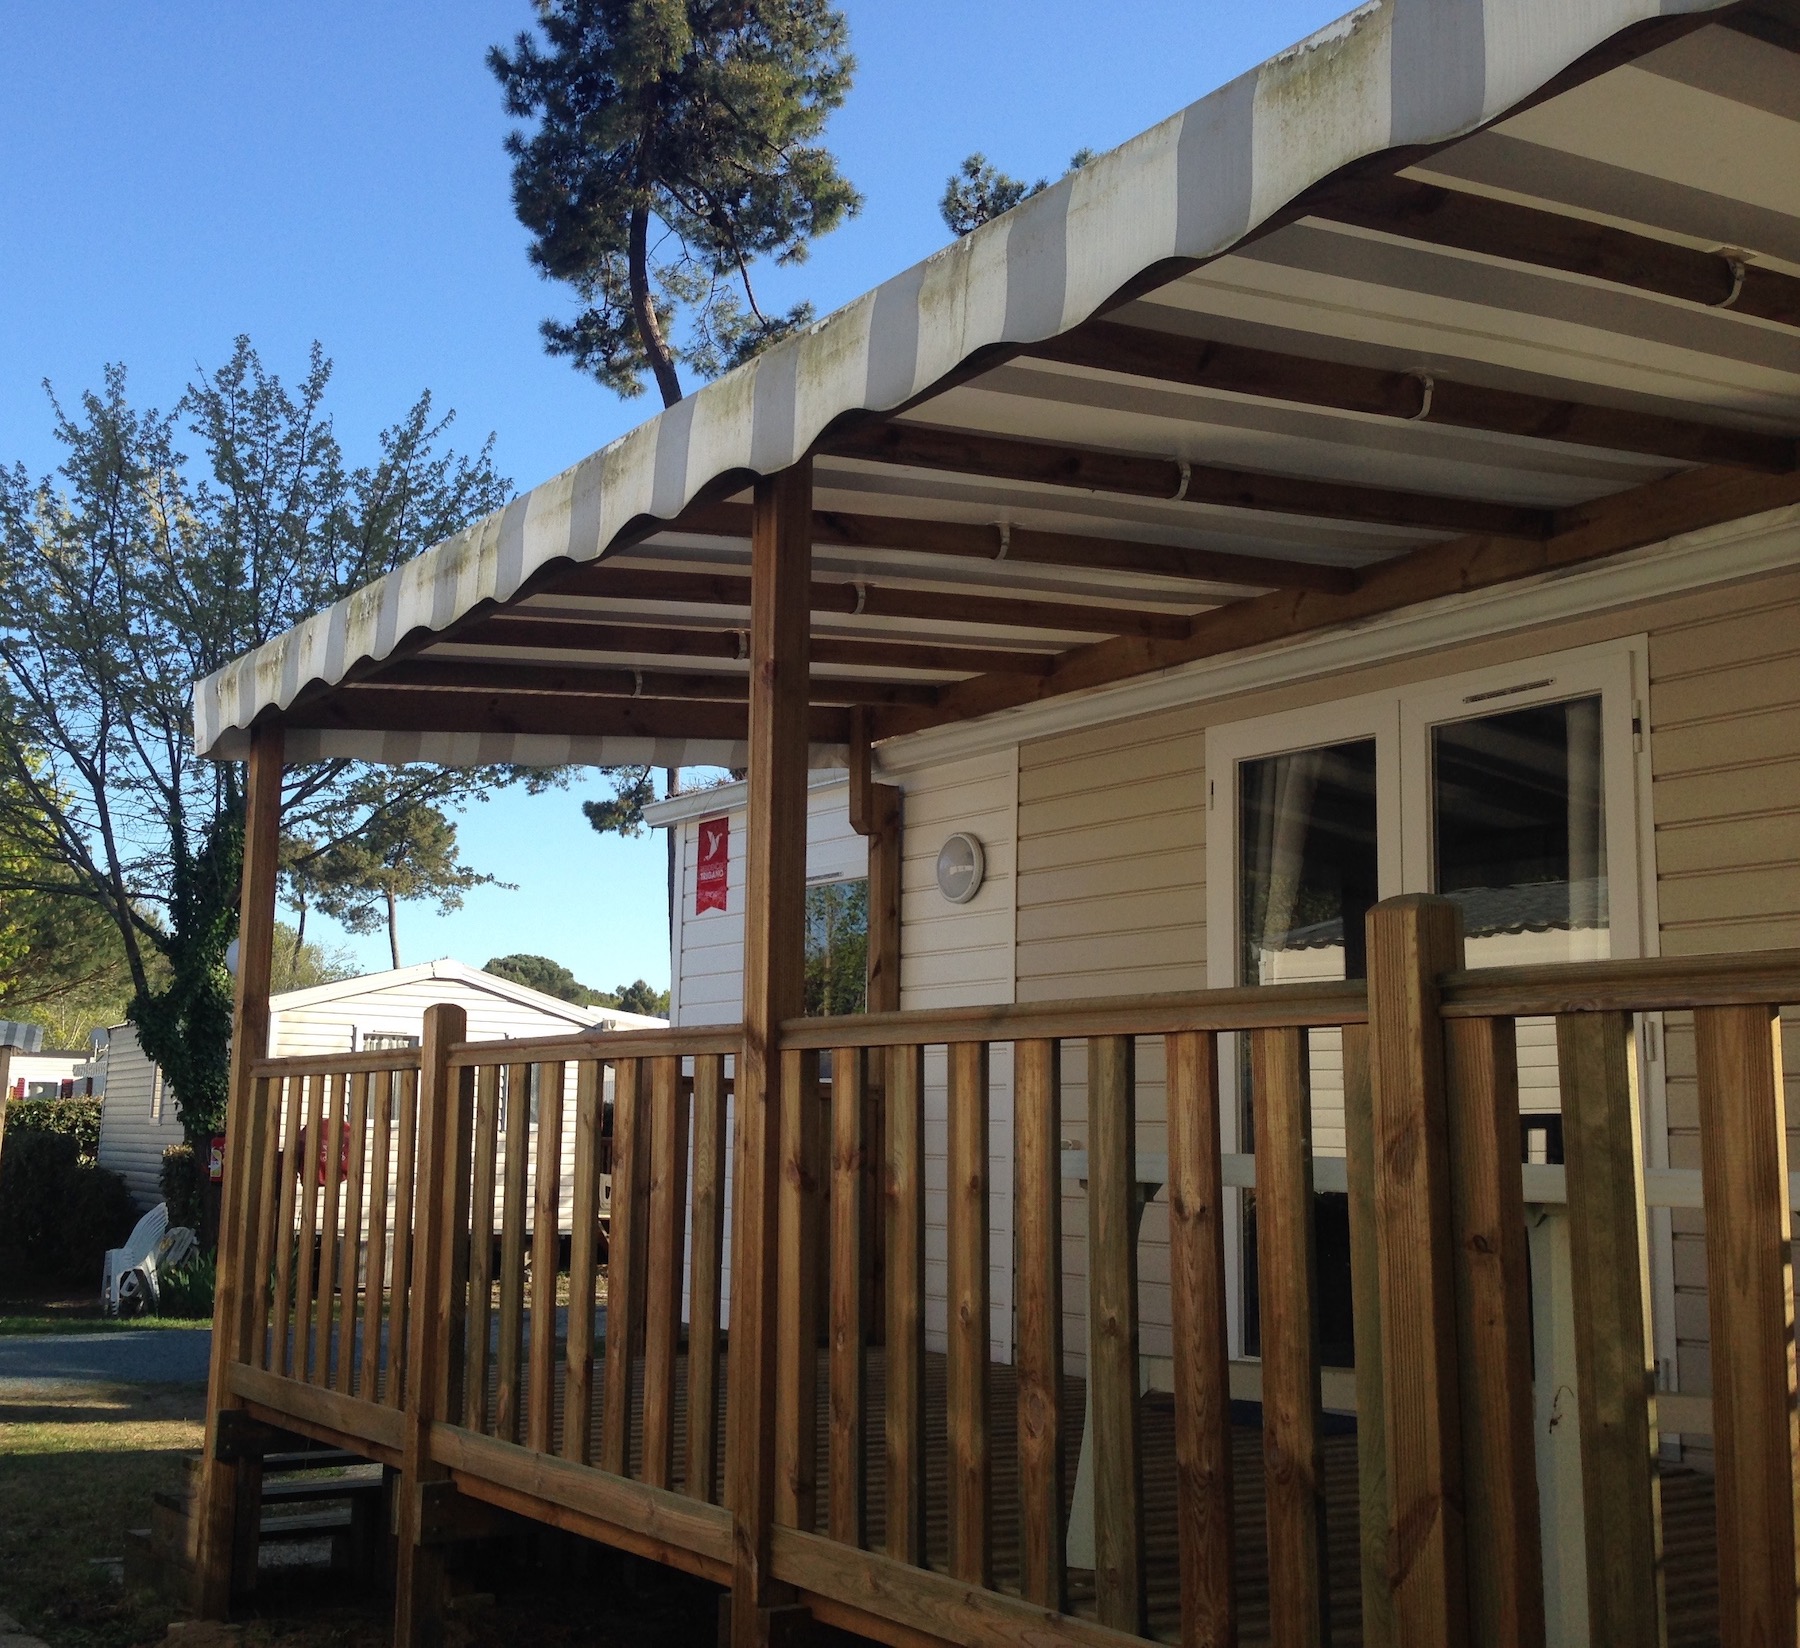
[{"xmin": 643, "ymin": 769, "xmax": 849, "ymax": 828}]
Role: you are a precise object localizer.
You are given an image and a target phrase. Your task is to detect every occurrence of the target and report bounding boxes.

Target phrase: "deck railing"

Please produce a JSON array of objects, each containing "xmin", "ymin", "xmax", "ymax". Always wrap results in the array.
[{"xmin": 211, "ymin": 904, "xmax": 1800, "ymax": 1648}]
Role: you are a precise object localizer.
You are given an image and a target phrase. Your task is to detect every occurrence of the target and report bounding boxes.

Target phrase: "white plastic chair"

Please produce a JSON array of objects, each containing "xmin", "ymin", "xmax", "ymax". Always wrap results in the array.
[{"xmin": 102, "ymin": 1202, "xmax": 168, "ymax": 1315}]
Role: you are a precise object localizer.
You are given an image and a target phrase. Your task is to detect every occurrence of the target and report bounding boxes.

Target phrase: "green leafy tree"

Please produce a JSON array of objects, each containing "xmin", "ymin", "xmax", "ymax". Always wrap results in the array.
[
  {"xmin": 597, "ymin": 977, "xmax": 670, "ymax": 1016},
  {"xmin": 490, "ymin": 0, "xmax": 861, "ymax": 406},
  {"xmin": 0, "ymin": 341, "xmax": 535, "ymax": 1236},
  {"xmin": 802, "ymin": 878, "xmax": 865, "ymax": 1016},
  {"xmin": 485, "ymin": 951, "xmax": 594, "ymax": 1003},
  {"xmin": 269, "ymin": 919, "xmax": 359, "ymax": 995},
  {"xmin": 940, "ymin": 148, "xmax": 1095, "ymax": 236}
]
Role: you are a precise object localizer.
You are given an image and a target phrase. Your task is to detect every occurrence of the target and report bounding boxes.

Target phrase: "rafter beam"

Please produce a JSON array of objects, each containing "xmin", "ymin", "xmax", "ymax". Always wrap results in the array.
[
  {"xmin": 1312, "ymin": 176, "xmax": 1800, "ymax": 329},
  {"xmin": 884, "ymin": 461, "xmax": 1800, "ymax": 737},
  {"xmin": 1026, "ymin": 320, "xmax": 1796, "ymax": 473},
  {"xmin": 458, "ymin": 615, "xmax": 1059, "ymax": 677},
  {"xmin": 824, "ymin": 420, "xmax": 1556, "ymax": 540},
  {"xmin": 679, "ymin": 501, "xmax": 1357, "ymax": 592},
  {"xmin": 369, "ymin": 658, "xmax": 940, "ymax": 707},
  {"xmin": 546, "ymin": 565, "xmax": 1198, "ymax": 640}
]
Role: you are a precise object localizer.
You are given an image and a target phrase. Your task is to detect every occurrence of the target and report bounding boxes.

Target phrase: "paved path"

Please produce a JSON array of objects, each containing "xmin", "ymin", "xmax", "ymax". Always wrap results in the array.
[
  {"xmin": 0, "ymin": 1328, "xmax": 212, "ymax": 1387},
  {"xmin": 0, "ymin": 1607, "xmax": 50, "ymax": 1648}
]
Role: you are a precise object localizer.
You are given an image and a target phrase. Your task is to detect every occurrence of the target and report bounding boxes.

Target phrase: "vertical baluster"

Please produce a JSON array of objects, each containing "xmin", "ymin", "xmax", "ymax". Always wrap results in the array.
[
  {"xmin": 886, "ymin": 1043, "xmax": 926, "ymax": 1565},
  {"xmin": 564, "ymin": 1060, "xmax": 604, "ymax": 1464},
  {"xmin": 1696, "ymin": 1003, "xmax": 1799, "ymax": 1648},
  {"xmin": 829, "ymin": 1045, "xmax": 867, "ymax": 1547},
  {"xmin": 361, "ymin": 1072, "xmax": 394, "ymax": 1401},
  {"xmin": 1253, "ymin": 1025, "xmax": 1327, "ymax": 1648},
  {"xmin": 335, "ymin": 1072, "xmax": 371, "ymax": 1393},
  {"xmin": 1015, "ymin": 1038, "xmax": 1066, "ymax": 1611},
  {"xmin": 270, "ymin": 1075, "xmax": 305, "ymax": 1376},
  {"xmin": 316, "ymin": 1074, "xmax": 347, "ymax": 1386},
  {"xmin": 1559, "ymin": 1011, "xmax": 1663, "ymax": 1647},
  {"xmin": 1444, "ymin": 1015, "xmax": 1543, "ymax": 1648},
  {"xmin": 1168, "ymin": 1029, "xmax": 1234, "ymax": 1647},
  {"xmin": 292, "ymin": 1074, "xmax": 327, "ymax": 1382},
  {"xmin": 643, "ymin": 1056, "xmax": 690, "ymax": 1488},
  {"xmin": 386, "ymin": 1068, "xmax": 419, "ymax": 1408},
  {"xmin": 1089, "ymin": 1034, "xmax": 1143, "ymax": 1633},
  {"xmin": 495, "ymin": 1062, "xmax": 532, "ymax": 1443},
  {"xmin": 601, "ymin": 1058, "xmax": 644, "ymax": 1476},
  {"xmin": 464, "ymin": 1065, "xmax": 501, "ymax": 1431},
  {"xmin": 246, "ymin": 1076, "xmax": 282, "ymax": 1376},
  {"xmin": 686, "ymin": 1055, "xmax": 728, "ymax": 1502},
  {"xmin": 776, "ymin": 1049, "xmax": 824, "ymax": 1528},
  {"xmin": 527, "ymin": 1062, "xmax": 567, "ymax": 1455},
  {"xmin": 947, "ymin": 1039, "xmax": 992, "ymax": 1587}
]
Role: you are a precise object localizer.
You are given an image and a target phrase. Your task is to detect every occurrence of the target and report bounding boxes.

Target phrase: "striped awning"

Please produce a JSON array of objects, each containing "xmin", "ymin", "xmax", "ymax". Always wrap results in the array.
[{"xmin": 195, "ymin": 0, "xmax": 1800, "ymax": 769}]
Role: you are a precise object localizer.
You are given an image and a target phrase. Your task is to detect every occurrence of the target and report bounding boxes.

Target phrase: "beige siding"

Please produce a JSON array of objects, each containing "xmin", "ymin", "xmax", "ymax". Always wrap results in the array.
[{"xmin": 94, "ymin": 1028, "xmax": 182, "ymax": 1205}]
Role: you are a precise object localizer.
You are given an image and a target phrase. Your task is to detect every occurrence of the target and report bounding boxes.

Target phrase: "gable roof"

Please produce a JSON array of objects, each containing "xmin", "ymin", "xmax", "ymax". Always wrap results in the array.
[{"xmin": 266, "ymin": 957, "xmax": 664, "ymax": 1030}]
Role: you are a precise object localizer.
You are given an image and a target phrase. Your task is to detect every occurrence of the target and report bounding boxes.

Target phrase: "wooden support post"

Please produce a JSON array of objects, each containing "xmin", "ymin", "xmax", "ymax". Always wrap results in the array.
[
  {"xmin": 1167, "ymin": 1029, "xmax": 1234, "ymax": 1648},
  {"xmin": 394, "ymin": 1001, "xmax": 474, "ymax": 1648},
  {"xmin": 828, "ymin": 1045, "xmax": 867, "ymax": 1548},
  {"xmin": 528, "ymin": 1062, "xmax": 567, "ymax": 1455},
  {"xmin": 1444, "ymin": 1015, "xmax": 1544, "ymax": 1648},
  {"xmin": 1695, "ymin": 1004, "xmax": 1799, "ymax": 1648},
  {"xmin": 1088, "ymin": 1033, "xmax": 1144, "ymax": 1633},
  {"xmin": 644, "ymin": 1055, "xmax": 690, "ymax": 1489},
  {"xmin": 1343, "ymin": 1022, "xmax": 1396, "ymax": 1648},
  {"xmin": 1253, "ymin": 1025, "xmax": 1327, "ymax": 1648},
  {"xmin": 194, "ymin": 721, "xmax": 283, "ymax": 1617},
  {"xmin": 563, "ymin": 1060, "xmax": 602, "ymax": 1464},
  {"xmin": 724, "ymin": 460, "xmax": 813, "ymax": 1647},
  {"xmin": 1015, "ymin": 1038, "xmax": 1066, "ymax": 1612},
  {"xmin": 1366, "ymin": 895, "xmax": 1470, "ymax": 1647},
  {"xmin": 1557, "ymin": 1010, "xmax": 1662, "ymax": 1648},
  {"xmin": 686, "ymin": 1054, "xmax": 729, "ymax": 1503},
  {"xmin": 947, "ymin": 1039, "xmax": 993, "ymax": 1588},
  {"xmin": 776, "ymin": 1049, "xmax": 824, "ymax": 1529},
  {"xmin": 885, "ymin": 1042, "xmax": 927, "ymax": 1566}
]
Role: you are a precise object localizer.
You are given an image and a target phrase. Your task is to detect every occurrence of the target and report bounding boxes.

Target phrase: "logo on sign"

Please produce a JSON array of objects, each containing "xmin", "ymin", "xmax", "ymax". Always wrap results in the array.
[{"xmin": 696, "ymin": 816, "xmax": 729, "ymax": 913}]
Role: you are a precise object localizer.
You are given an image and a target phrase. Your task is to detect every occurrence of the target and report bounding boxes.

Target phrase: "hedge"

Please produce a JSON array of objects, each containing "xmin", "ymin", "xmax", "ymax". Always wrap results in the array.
[{"xmin": 2, "ymin": 1096, "xmax": 103, "ymax": 1164}]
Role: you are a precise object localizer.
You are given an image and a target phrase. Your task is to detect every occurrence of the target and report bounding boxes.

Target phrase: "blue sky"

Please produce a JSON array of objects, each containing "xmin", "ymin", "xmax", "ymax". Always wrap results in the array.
[{"xmin": 2, "ymin": 0, "xmax": 1344, "ymax": 990}]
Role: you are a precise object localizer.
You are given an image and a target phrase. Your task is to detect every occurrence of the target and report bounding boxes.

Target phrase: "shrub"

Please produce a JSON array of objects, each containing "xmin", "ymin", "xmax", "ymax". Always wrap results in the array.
[
  {"xmin": 0, "ymin": 1128, "xmax": 138, "ymax": 1287},
  {"xmin": 3, "ymin": 1096, "xmax": 103, "ymax": 1163},
  {"xmin": 160, "ymin": 1143, "xmax": 207, "ymax": 1234},
  {"xmin": 155, "ymin": 1250, "xmax": 215, "ymax": 1318}
]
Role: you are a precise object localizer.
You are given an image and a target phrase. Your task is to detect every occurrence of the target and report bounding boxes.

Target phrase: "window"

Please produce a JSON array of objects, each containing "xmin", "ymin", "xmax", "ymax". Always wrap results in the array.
[
  {"xmin": 362, "ymin": 1032, "xmax": 420, "ymax": 1051},
  {"xmin": 805, "ymin": 879, "xmax": 868, "ymax": 1017}
]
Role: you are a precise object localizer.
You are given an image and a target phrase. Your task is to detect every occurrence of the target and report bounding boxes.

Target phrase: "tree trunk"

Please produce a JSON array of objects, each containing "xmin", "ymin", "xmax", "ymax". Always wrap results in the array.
[
  {"xmin": 293, "ymin": 896, "xmax": 307, "ymax": 966},
  {"xmin": 629, "ymin": 204, "xmax": 684, "ymax": 408},
  {"xmin": 387, "ymin": 889, "xmax": 401, "ymax": 970}
]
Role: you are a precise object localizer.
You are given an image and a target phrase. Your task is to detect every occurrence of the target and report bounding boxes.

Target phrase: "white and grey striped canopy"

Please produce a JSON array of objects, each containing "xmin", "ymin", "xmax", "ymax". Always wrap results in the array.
[{"xmin": 195, "ymin": 0, "xmax": 1799, "ymax": 769}]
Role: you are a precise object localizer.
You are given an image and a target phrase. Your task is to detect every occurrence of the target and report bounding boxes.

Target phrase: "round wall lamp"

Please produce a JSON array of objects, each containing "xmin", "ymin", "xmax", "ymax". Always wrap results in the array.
[{"xmin": 935, "ymin": 832, "xmax": 986, "ymax": 904}]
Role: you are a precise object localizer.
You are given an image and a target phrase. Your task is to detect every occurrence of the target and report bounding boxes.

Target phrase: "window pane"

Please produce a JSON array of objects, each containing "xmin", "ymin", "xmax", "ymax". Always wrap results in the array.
[{"xmin": 804, "ymin": 879, "xmax": 868, "ymax": 1017}]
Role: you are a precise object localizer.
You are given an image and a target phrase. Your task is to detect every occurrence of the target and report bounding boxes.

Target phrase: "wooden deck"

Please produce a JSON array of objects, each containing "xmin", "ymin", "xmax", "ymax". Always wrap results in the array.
[{"xmin": 451, "ymin": 1335, "xmax": 1723, "ymax": 1648}]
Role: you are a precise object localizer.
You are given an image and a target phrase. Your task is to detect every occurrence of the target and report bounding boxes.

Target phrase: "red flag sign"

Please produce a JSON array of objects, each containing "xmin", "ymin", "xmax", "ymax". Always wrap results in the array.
[{"xmin": 696, "ymin": 815, "xmax": 729, "ymax": 913}]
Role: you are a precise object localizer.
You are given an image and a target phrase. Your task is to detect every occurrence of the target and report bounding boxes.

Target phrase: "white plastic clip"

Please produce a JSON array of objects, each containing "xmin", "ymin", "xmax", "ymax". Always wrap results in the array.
[
  {"xmin": 632, "ymin": 667, "xmax": 644, "ymax": 699},
  {"xmin": 1717, "ymin": 256, "xmax": 1747, "ymax": 310},
  {"xmin": 1172, "ymin": 460, "xmax": 1192, "ymax": 502},
  {"xmin": 853, "ymin": 579, "xmax": 868, "ymax": 615},
  {"xmin": 995, "ymin": 524, "xmax": 1011, "ymax": 561},
  {"xmin": 1410, "ymin": 374, "xmax": 1436, "ymax": 421}
]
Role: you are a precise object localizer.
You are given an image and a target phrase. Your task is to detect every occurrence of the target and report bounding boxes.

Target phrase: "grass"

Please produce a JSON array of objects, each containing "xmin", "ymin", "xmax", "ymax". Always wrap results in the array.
[{"xmin": 0, "ymin": 1295, "xmax": 211, "ymax": 1337}]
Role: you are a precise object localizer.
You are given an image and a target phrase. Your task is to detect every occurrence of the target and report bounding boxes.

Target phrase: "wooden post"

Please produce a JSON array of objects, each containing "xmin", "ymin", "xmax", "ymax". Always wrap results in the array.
[
  {"xmin": 563, "ymin": 1060, "xmax": 602, "ymax": 1464},
  {"xmin": 828, "ymin": 1044, "xmax": 867, "ymax": 1547},
  {"xmin": 1695, "ymin": 1004, "xmax": 1799, "ymax": 1648},
  {"xmin": 776, "ymin": 1048, "xmax": 824, "ymax": 1529},
  {"xmin": 527, "ymin": 1062, "xmax": 566, "ymax": 1455},
  {"xmin": 495, "ymin": 1062, "xmax": 531, "ymax": 1444},
  {"xmin": 1365, "ymin": 895, "xmax": 1470, "ymax": 1646},
  {"xmin": 643, "ymin": 1055, "xmax": 690, "ymax": 1489},
  {"xmin": 724, "ymin": 460, "xmax": 813, "ymax": 1646},
  {"xmin": 886, "ymin": 1042, "xmax": 927, "ymax": 1566},
  {"xmin": 194, "ymin": 720, "xmax": 283, "ymax": 1617},
  {"xmin": 1015, "ymin": 1038, "xmax": 1066, "ymax": 1611},
  {"xmin": 1558, "ymin": 1010, "xmax": 1663, "ymax": 1648},
  {"xmin": 393, "ymin": 1001, "xmax": 474, "ymax": 1648},
  {"xmin": 601, "ymin": 1059, "xmax": 644, "ymax": 1477},
  {"xmin": 686, "ymin": 1054, "xmax": 729, "ymax": 1503},
  {"xmin": 946, "ymin": 1039, "xmax": 993, "ymax": 1588}
]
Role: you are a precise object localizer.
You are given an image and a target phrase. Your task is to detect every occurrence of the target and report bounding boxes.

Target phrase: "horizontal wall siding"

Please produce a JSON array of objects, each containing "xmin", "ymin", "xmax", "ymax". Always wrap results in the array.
[{"xmin": 94, "ymin": 1029, "xmax": 179, "ymax": 1206}]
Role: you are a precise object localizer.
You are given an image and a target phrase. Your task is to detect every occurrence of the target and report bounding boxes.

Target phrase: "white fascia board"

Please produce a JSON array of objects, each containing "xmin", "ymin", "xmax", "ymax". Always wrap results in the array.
[{"xmin": 643, "ymin": 770, "xmax": 850, "ymax": 829}]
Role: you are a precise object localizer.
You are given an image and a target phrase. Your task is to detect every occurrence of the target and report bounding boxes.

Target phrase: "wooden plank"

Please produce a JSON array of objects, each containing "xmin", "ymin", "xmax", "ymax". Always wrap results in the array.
[
  {"xmin": 1166, "ymin": 1029, "xmax": 1234, "ymax": 1648},
  {"xmin": 228, "ymin": 1362, "xmax": 409, "ymax": 1455},
  {"xmin": 495, "ymin": 1062, "xmax": 531, "ymax": 1445},
  {"xmin": 270, "ymin": 1075, "xmax": 305, "ymax": 1378},
  {"xmin": 1366, "ymin": 897, "xmax": 1469, "ymax": 1645},
  {"xmin": 1014, "ymin": 1038, "xmax": 1066, "ymax": 1613},
  {"xmin": 723, "ymin": 461, "xmax": 813, "ymax": 1647},
  {"xmin": 946, "ymin": 1039, "xmax": 993, "ymax": 1588},
  {"xmin": 361, "ymin": 1072, "xmax": 394, "ymax": 1403},
  {"xmin": 291, "ymin": 1074, "xmax": 327, "ymax": 1385},
  {"xmin": 829, "ymin": 1045, "xmax": 867, "ymax": 1548},
  {"xmin": 444, "ymin": 1023, "xmax": 744, "ymax": 1067},
  {"xmin": 562, "ymin": 1059, "xmax": 603, "ymax": 1465},
  {"xmin": 1556, "ymin": 1010, "xmax": 1663, "ymax": 1648},
  {"xmin": 375, "ymin": 656, "xmax": 937, "ymax": 709},
  {"xmin": 1695, "ymin": 1004, "xmax": 1800, "ymax": 1648},
  {"xmin": 386, "ymin": 1069, "xmax": 419, "ymax": 1409},
  {"xmin": 252, "ymin": 1049, "xmax": 423, "ymax": 1078},
  {"xmin": 464, "ymin": 1064, "xmax": 500, "ymax": 1432},
  {"xmin": 1441, "ymin": 947, "xmax": 1800, "ymax": 1017},
  {"xmin": 601, "ymin": 1058, "xmax": 644, "ymax": 1479},
  {"xmin": 886, "ymin": 1042, "xmax": 927, "ymax": 1566},
  {"xmin": 527, "ymin": 1061, "xmax": 566, "ymax": 1456},
  {"xmin": 334, "ymin": 1071, "xmax": 370, "ymax": 1395},
  {"xmin": 316, "ymin": 1074, "xmax": 347, "ymax": 1388},
  {"xmin": 1342, "ymin": 1023, "xmax": 1395, "ymax": 1648},
  {"xmin": 642, "ymin": 1056, "xmax": 689, "ymax": 1489},
  {"xmin": 247, "ymin": 1076, "xmax": 283, "ymax": 1376},
  {"xmin": 776, "ymin": 1049, "xmax": 824, "ymax": 1528},
  {"xmin": 1444, "ymin": 1015, "xmax": 1545, "ymax": 1648},
  {"xmin": 686, "ymin": 1055, "xmax": 728, "ymax": 1504},
  {"xmin": 1088, "ymin": 1033, "xmax": 1144, "ymax": 1633},
  {"xmin": 1253, "ymin": 1026, "xmax": 1328, "ymax": 1648}
]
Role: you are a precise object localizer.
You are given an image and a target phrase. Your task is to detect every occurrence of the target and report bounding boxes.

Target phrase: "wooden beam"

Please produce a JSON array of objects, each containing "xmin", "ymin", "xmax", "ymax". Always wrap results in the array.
[
  {"xmin": 460, "ymin": 616, "xmax": 1057, "ymax": 677},
  {"xmin": 724, "ymin": 461, "xmax": 813, "ymax": 1647},
  {"xmin": 371, "ymin": 657, "xmax": 938, "ymax": 708},
  {"xmin": 1726, "ymin": 4, "xmax": 1800, "ymax": 56},
  {"xmin": 678, "ymin": 501, "xmax": 1358, "ymax": 593},
  {"xmin": 894, "ymin": 459, "xmax": 1800, "ymax": 736},
  {"xmin": 550, "ymin": 564, "xmax": 1198, "ymax": 639},
  {"xmin": 292, "ymin": 687, "xmax": 852, "ymax": 746},
  {"xmin": 1314, "ymin": 176, "xmax": 1800, "ymax": 330},
  {"xmin": 826, "ymin": 420, "xmax": 1556, "ymax": 540},
  {"xmin": 1027, "ymin": 320, "xmax": 1797, "ymax": 473}
]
